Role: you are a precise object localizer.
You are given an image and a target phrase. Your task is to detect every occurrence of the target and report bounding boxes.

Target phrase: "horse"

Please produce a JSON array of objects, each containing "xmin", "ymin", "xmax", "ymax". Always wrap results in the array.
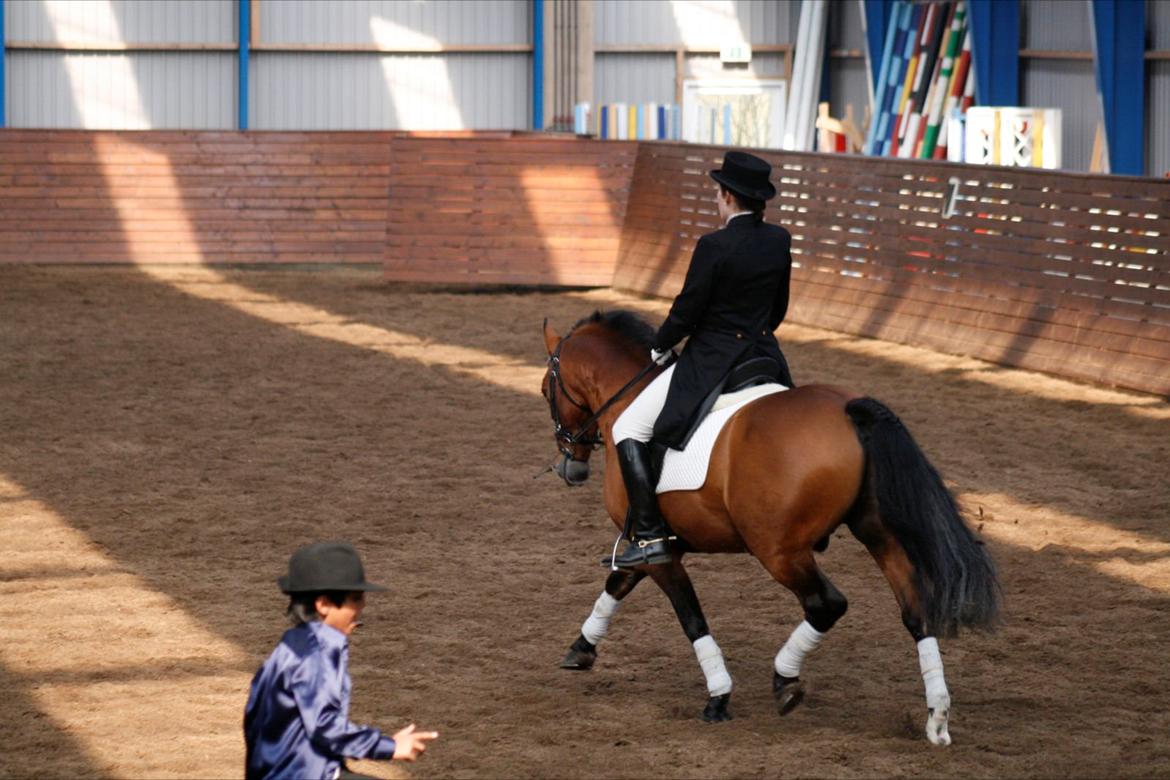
[{"xmin": 539, "ymin": 310, "xmax": 1000, "ymax": 746}]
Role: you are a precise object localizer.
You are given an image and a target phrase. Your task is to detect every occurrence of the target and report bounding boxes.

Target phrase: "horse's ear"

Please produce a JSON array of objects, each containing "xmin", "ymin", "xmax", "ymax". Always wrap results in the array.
[{"xmin": 542, "ymin": 318, "xmax": 560, "ymax": 355}]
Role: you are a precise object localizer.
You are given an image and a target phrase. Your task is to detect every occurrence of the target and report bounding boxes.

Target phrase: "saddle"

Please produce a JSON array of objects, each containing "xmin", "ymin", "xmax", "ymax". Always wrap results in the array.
[{"xmin": 678, "ymin": 356, "xmax": 784, "ymax": 449}]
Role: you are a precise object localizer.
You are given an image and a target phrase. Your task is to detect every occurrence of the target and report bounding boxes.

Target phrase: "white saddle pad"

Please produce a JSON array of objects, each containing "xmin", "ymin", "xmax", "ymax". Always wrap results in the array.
[{"xmin": 657, "ymin": 383, "xmax": 788, "ymax": 494}]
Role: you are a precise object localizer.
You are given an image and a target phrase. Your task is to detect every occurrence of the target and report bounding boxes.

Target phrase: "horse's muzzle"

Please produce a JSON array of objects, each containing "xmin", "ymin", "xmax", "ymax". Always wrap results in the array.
[{"xmin": 554, "ymin": 456, "xmax": 590, "ymax": 486}]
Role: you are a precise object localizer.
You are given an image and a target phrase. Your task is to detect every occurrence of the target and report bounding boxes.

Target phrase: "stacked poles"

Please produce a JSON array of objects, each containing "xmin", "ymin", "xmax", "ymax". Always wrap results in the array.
[
  {"xmin": 865, "ymin": 0, "xmax": 976, "ymax": 160},
  {"xmin": 782, "ymin": 0, "xmax": 829, "ymax": 152}
]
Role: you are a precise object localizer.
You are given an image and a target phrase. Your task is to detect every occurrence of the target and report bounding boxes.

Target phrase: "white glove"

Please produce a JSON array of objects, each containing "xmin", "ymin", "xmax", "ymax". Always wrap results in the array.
[{"xmin": 650, "ymin": 348, "xmax": 672, "ymax": 366}]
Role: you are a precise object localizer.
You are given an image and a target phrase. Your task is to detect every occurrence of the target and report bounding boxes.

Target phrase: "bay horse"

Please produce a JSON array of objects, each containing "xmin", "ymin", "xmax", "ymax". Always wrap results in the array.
[{"xmin": 540, "ymin": 310, "xmax": 1000, "ymax": 746}]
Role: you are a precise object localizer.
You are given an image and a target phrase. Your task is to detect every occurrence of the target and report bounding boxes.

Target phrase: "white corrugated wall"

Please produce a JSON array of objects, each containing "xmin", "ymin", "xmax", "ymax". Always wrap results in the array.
[
  {"xmin": 250, "ymin": 52, "xmax": 528, "ymax": 131},
  {"xmin": 4, "ymin": 0, "xmax": 235, "ymax": 128},
  {"xmin": 5, "ymin": 0, "xmax": 235, "ymax": 44},
  {"xmin": 252, "ymin": 0, "xmax": 531, "ymax": 130},
  {"xmin": 2, "ymin": 0, "xmax": 531, "ymax": 131},
  {"xmin": 1148, "ymin": 0, "xmax": 1170, "ymax": 177},
  {"xmin": 1020, "ymin": 0, "xmax": 1100, "ymax": 172},
  {"xmin": 7, "ymin": 50, "xmax": 235, "ymax": 129}
]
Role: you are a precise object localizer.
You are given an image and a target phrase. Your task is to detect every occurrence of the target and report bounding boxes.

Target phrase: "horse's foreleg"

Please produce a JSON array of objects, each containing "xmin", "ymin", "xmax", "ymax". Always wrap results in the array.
[
  {"xmin": 766, "ymin": 553, "xmax": 848, "ymax": 716},
  {"xmin": 559, "ymin": 568, "xmax": 645, "ymax": 670},
  {"xmin": 646, "ymin": 558, "xmax": 733, "ymax": 723}
]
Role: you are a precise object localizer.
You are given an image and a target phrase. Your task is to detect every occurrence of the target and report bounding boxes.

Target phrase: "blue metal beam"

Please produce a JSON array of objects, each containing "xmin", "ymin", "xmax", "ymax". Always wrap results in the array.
[
  {"xmin": 1091, "ymin": 0, "xmax": 1145, "ymax": 175},
  {"xmin": 968, "ymin": 0, "xmax": 1019, "ymax": 107},
  {"xmin": 862, "ymin": 0, "xmax": 896, "ymax": 99},
  {"xmin": 532, "ymin": 0, "xmax": 543, "ymax": 130},
  {"xmin": 238, "ymin": 0, "xmax": 249, "ymax": 130},
  {"xmin": 1, "ymin": 0, "xmax": 7, "ymax": 128}
]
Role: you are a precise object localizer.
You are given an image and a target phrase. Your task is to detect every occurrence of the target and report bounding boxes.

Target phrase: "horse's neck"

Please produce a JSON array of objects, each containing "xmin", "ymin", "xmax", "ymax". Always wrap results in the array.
[{"xmin": 586, "ymin": 354, "xmax": 657, "ymax": 435}]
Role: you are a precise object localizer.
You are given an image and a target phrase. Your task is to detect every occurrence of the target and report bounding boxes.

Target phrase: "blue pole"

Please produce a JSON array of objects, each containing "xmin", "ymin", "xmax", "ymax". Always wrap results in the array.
[
  {"xmin": 968, "ymin": 0, "xmax": 1019, "ymax": 107},
  {"xmin": 532, "ymin": 0, "xmax": 543, "ymax": 130},
  {"xmin": 862, "ymin": 0, "xmax": 896, "ymax": 100},
  {"xmin": 1, "ymin": 0, "xmax": 7, "ymax": 128},
  {"xmin": 238, "ymin": 0, "xmax": 249, "ymax": 130},
  {"xmin": 1090, "ymin": 0, "xmax": 1144, "ymax": 176}
]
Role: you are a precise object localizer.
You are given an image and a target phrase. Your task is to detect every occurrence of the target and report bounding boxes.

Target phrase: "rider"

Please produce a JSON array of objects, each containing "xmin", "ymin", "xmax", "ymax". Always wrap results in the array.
[{"xmin": 606, "ymin": 151, "xmax": 795, "ymax": 569}]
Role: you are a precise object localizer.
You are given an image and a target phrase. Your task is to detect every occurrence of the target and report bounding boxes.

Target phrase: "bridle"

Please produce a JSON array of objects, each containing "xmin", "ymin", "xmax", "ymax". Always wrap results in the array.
[{"xmin": 543, "ymin": 333, "xmax": 663, "ymax": 465}]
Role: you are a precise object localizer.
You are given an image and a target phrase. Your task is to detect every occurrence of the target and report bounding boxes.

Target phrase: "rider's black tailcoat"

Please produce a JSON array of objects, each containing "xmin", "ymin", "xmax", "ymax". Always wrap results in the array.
[{"xmin": 651, "ymin": 213, "xmax": 794, "ymax": 450}]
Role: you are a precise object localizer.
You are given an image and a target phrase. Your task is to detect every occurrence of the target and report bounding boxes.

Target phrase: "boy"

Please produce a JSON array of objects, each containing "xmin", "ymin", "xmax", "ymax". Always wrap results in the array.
[{"xmin": 245, "ymin": 541, "xmax": 439, "ymax": 780}]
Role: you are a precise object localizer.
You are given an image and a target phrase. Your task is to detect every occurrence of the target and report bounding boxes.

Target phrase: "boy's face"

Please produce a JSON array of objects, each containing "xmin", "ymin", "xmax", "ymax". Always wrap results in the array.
[{"xmin": 316, "ymin": 591, "xmax": 366, "ymax": 636}]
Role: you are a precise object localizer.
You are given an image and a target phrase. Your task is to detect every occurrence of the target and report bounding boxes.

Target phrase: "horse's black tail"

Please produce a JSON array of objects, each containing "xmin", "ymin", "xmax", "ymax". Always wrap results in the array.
[{"xmin": 845, "ymin": 397, "xmax": 1001, "ymax": 637}]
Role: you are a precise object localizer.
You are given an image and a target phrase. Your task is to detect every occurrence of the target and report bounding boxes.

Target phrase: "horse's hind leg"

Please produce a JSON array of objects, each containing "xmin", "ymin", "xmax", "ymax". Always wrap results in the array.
[
  {"xmin": 849, "ymin": 510, "xmax": 952, "ymax": 745},
  {"xmin": 645, "ymin": 558, "xmax": 733, "ymax": 723},
  {"xmin": 560, "ymin": 568, "xmax": 645, "ymax": 670},
  {"xmin": 761, "ymin": 552, "xmax": 849, "ymax": 716}
]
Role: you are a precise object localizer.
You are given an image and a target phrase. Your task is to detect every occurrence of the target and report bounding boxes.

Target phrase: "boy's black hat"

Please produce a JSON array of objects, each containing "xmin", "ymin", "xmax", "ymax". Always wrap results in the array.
[
  {"xmin": 709, "ymin": 150, "xmax": 777, "ymax": 201},
  {"xmin": 278, "ymin": 541, "xmax": 387, "ymax": 594}
]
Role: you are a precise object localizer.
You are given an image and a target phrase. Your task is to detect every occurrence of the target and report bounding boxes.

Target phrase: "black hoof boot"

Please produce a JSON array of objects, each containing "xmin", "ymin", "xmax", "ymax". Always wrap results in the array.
[
  {"xmin": 701, "ymin": 693, "xmax": 732, "ymax": 722},
  {"xmin": 559, "ymin": 635, "xmax": 597, "ymax": 670},
  {"xmin": 773, "ymin": 672, "xmax": 805, "ymax": 716}
]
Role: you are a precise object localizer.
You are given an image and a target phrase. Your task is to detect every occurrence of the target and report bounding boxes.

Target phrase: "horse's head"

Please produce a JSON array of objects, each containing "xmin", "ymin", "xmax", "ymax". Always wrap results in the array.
[
  {"xmin": 540, "ymin": 310, "xmax": 661, "ymax": 487},
  {"xmin": 541, "ymin": 318, "xmax": 598, "ymax": 486}
]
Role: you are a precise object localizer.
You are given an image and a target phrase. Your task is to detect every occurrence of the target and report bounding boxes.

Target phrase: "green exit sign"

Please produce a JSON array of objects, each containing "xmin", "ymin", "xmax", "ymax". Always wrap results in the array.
[{"xmin": 719, "ymin": 43, "xmax": 752, "ymax": 64}]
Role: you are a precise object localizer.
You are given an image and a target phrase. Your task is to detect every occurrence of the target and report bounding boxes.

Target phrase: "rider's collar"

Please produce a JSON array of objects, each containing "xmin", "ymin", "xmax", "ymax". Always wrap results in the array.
[{"xmin": 725, "ymin": 211, "xmax": 753, "ymax": 225}]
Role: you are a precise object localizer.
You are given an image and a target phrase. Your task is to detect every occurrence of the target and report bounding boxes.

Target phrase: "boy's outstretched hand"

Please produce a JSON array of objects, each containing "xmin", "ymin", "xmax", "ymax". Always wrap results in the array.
[{"xmin": 392, "ymin": 723, "xmax": 439, "ymax": 761}]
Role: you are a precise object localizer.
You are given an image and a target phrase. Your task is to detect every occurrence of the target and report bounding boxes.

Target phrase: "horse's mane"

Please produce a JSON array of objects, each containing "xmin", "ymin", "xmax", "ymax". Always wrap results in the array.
[{"xmin": 569, "ymin": 310, "xmax": 656, "ymax": 350}]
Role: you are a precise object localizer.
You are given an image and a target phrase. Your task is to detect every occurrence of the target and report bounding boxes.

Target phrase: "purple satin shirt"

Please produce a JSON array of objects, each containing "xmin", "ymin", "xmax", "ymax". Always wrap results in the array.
[{"xmin": 244, "ymin": 621, "xmax": 395, "ymax": 780}]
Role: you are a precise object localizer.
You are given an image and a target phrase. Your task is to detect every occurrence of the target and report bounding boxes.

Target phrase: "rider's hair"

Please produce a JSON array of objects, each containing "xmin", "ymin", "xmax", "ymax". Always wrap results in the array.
[
  {"xmin": 720, "ymin": 185, "xmax": 765, "ymax": 222},
  {"xmin": 286, "ymin": 591, "xmax": 350, "ymax": 625}
]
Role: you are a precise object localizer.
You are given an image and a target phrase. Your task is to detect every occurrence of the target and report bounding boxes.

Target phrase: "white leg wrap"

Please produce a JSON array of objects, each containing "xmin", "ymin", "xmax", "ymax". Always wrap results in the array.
[
  {"xmin": 774, "ymin": 620, "xmax": 825, "ymax": 678},
  {"xmin": 917, "ymin": 637, "xmax": 951, "ymax": 711},
  {"xmin": 580, "ymin": 592, "xmax": 621, "ymax": 646},
  {"xmin": 693, "ymin": 635, "xmax": 732, "ymax": 697}
]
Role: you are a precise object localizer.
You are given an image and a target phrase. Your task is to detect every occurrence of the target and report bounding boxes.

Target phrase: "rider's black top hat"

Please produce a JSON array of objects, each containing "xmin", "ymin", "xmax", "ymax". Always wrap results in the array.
[
  {"xmin": 278, "ymin": 541, "xmax": 387, "ymax": 594},
  {"xmin": 709, "ymin": 151, "xmax": 777, "ymax": 202}
]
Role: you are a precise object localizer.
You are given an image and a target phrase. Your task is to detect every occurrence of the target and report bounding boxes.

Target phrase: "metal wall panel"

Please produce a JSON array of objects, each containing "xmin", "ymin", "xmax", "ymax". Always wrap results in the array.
[
  {"xmin": 6, "ymin": 0, "xmax": 235, "ymax": 44},
  {"xmin": 251, "ymin": 52, "xmax": 528, "ymax": 130},
  {"xmin": 261, "ymin": 0, "xmax": 528, "ymax": 45},
  {"xmin": 6, "ymin": 50, "xmax": 235, "ymax": 128},
  {"xmin": 828, "ymin": 57, "xmax": 867, "ymax": 124},
  {"xmin": 595, "ymin": 0, "xmax": 796, "ymax": 47},
  {"xmin": 685, "ymin": 52, "xmax": 785, "ymax": 79},
  {"xmin": 1151, "ymin": 0, "xmax": 1170, "ymax": 49},
  {"xmin": 828, "ymin": 0, "xmax": 864, "ymax": 49},
  {"xmin": 1021, "ymin": 58, "xmax": 1099, "ymax": 172},
  {"xmin": 594, "ymin": 53, "xmax": 674, "ymax": 105},
  {"xmin": 1148, "ymin": 62, "xmax": 1170, "ymax": 177},
  {"xmin": 1022, "ymin": 0, "xmax": 1092, "ymax": 51}
]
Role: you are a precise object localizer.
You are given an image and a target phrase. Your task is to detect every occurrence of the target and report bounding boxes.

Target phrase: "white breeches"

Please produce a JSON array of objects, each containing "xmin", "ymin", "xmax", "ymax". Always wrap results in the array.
[{"xmin": 612, "ymin": 364, "xmax": 675, "ymax": 444}]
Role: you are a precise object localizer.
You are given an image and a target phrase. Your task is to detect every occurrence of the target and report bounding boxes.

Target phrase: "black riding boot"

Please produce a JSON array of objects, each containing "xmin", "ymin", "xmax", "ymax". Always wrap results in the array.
[{"xmin": 604, "ymin": 439, "xmax": 673, "ymax": 568}]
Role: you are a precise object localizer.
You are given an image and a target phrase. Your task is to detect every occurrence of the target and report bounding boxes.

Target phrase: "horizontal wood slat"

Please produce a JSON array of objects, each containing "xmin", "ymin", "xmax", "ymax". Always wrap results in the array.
[{"xmin": 615, "ymin": 142, "xmax": 1170, "ymax": 396}]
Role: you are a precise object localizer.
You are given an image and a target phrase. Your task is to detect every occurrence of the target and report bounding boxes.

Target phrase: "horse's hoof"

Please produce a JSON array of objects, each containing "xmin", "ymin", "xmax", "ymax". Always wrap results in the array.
[
  {"xmin": 772, "ymin": 672, "xmax": 805, "ymax": 716},
  {"xmin": 925, "ymin": 707, "xmax": 952, "ymax": 746},
  {"xmin": 700, "ymin": 693, "xmax": 732, "ymax": 722},
  {"xmin": 559, "ymin": 635, "xmax": 597, "ymax": 670}
]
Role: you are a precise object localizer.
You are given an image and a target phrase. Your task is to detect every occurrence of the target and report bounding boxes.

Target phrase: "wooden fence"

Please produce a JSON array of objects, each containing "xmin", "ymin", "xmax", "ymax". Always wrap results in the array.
[
  {"xmin": 386, "ymin": 136, "xmax": 636, "ymax": 286},
  {"xmin": 613, "ymin": 142, "xmax": 1170, "ymax": 396},
  {"xmin": 0, "ymin": 130, "xmax": 635, "ymax": 285},
  {"xmin": 1, "ymin": 130, "xmax": 1167, "ymax": 394},
  {"xmin": 0, "ymin": 130, "xmax": 390, "ymax": 265}
]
